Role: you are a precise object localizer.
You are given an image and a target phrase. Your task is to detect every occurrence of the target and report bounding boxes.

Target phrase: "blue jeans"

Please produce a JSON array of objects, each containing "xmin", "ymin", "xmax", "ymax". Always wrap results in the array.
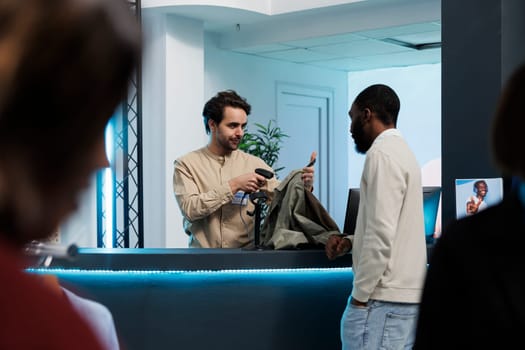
[{"xmin": 341, "ymin": 298, "xmax": 418, "ymax": 350}]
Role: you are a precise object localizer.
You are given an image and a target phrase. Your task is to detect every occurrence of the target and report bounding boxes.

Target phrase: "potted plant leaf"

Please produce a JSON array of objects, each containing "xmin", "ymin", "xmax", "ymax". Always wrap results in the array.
[{"xmin": 239, "ymin": 119, "xmax": 288, "ymax": 178}]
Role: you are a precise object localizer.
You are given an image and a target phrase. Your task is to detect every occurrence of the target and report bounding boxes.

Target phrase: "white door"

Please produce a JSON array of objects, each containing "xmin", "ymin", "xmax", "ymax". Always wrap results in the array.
[{"xmin": 276, "ymin": 83, "xmax": 332, "ymax": 210}]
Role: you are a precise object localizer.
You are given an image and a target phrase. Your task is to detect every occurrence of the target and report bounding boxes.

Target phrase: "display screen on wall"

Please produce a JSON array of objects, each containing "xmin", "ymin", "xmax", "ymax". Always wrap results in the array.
[{"xmin": 455, "ymin": 178, "xmax": 503, "ymax": 219}]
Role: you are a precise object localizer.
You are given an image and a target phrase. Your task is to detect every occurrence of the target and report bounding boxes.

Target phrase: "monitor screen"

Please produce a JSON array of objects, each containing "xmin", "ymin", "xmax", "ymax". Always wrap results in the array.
[
  {"xmin": 342, "ymin": 188, "xmax": 360, "ymax": 235},
  {"xmin": 422, "ymin": 186, "xmax": 441, "ymax": 244},
  {"xmin": 342, "ymin": 187, "xmax": 442, "ymax": 244}
]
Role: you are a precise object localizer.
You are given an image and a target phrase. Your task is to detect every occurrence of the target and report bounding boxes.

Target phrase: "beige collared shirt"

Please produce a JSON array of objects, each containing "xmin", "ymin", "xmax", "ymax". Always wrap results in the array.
[{"xmin": 173, "ymin": 147, "xmax": 279, "ymax": 248}]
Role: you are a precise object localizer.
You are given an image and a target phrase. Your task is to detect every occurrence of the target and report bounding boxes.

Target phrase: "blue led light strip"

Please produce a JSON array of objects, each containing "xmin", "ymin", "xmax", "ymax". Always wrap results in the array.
[{"xmin": 27, "ymin": 267, "xmax": 353, "ymax": 275}]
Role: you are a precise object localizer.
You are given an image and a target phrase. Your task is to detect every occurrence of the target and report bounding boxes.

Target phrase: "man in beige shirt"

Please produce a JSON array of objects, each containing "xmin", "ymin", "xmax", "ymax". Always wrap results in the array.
[{"xmin": 173, "ymin": 90, "xmax": 316, "ymax": 248}]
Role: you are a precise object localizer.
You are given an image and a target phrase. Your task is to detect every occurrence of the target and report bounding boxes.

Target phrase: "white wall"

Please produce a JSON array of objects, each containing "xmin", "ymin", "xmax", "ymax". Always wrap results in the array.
[{"xmin": 141, "ymin": 12, "xmax": 206, "ymax": 248}]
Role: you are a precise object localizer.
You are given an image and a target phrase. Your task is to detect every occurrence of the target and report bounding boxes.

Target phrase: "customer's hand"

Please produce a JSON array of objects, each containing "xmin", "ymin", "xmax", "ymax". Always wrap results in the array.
[
  {"xmin": 350, "ymin": 297, "xmax": 368, "ymax": 307},
  {"xmin": 325, "ymin": 234, "xmax": 352, "ymax": 260}
]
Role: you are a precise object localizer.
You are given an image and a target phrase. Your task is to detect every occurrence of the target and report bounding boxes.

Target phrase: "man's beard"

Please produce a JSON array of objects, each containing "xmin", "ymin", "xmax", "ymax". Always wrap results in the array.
[
  {"xmin": 218, "ymin": 135, "xmax": 240, "ymax": 152},
  {"xmin": 351, "ymin": 120, "xmax": 370, "ymax": 154}
]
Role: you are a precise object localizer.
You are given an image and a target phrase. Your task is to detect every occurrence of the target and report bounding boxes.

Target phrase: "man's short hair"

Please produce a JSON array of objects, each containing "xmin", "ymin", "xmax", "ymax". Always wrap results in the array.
[{"xmin": 202, "ymin": 90, "xmax": 251, "ymax": 134}]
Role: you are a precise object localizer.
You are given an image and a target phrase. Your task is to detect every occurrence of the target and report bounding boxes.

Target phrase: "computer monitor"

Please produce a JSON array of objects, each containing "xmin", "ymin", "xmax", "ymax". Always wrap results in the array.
[
  {"xmin": 342, "ymin": 188, "xmax": 360, "ymax": 235},
  {"xmin": 422, "ymin": 186, "xmax": 441, "ymax": 244},
  {"xmin": 342, "ymin": 186, "xmax": 442, "ymax": 244}
]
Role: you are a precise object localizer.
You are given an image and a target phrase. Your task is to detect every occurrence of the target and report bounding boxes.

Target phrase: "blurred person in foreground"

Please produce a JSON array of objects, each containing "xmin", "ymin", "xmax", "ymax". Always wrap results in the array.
[
  {"xmin": 325, "ymin": 84, "xmax": 427, "ymax": 349},
  {"xmin": 0, "ymin": 0, "xmax": 140, "ymax": 348},
  {"xmin": 414, "ymin": 63, "xmax": 525, "ymax": 349}
]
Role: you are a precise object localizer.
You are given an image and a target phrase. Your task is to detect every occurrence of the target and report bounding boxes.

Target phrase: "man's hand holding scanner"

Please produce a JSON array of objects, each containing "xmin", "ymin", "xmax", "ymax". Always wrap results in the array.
[
  {"xmin": 302, "ymin": 151, "xmax": 317, "ymax": 191},
  {"xmin": 325, "ymin": 234, "xmax": 352, "ymax": 260},
  {"xmin": 229, "ymin": 171, "xmax": 270, "ymax": 194}
]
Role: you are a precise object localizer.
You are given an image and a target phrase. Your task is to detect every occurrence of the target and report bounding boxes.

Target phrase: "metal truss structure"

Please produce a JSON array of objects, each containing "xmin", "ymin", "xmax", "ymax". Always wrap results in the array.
[{"xmin": 97, "ymin": 0, "xmax": 143, "ymax": 248}]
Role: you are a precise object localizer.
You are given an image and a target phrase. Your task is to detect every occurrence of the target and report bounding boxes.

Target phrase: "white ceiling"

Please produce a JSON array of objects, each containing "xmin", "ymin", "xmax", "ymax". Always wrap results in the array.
[{"xmin": 152, "ymin": 0, "xmax": 441, "ymax": 72}]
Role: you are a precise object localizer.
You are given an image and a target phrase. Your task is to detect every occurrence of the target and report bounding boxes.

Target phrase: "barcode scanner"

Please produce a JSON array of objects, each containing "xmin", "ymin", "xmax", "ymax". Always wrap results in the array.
[
  {"xmin": 246, "ymin": 168, "xmax": 273, "ymax": 251},
  {"xmin": 255, "ymin": 168, "xmax": 274, "ymax": 179},
  {"xmin": 247, "ymin": 168, "xmax": 272, "ymax": 207}
]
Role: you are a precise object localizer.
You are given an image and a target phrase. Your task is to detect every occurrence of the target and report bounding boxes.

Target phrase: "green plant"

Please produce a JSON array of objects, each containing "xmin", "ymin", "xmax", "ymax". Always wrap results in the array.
[{"xmin": 239, "ymin": 120, "xmax": 289, "ymax": 177}]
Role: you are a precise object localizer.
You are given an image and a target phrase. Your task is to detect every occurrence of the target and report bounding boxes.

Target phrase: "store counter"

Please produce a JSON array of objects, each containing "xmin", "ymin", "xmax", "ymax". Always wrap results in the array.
[{"xmin": 30, "ymin": 248, "xmax": 354, "ymax": 350}]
